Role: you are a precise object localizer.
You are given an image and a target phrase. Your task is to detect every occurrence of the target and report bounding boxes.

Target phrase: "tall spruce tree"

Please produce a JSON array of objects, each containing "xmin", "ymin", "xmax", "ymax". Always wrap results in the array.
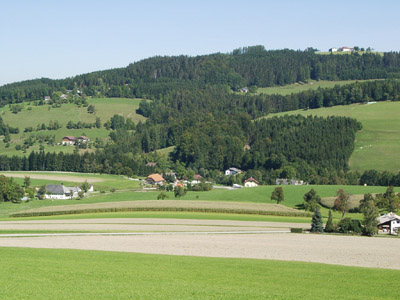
[
  {"xmin": 310, "ymin": 207, "xmax": 324, "ymax": 233},
  {"xmin": 361, "ymin": 196, "xmax": 379, "ymax": 236},
  {"xmin": 324, "ymin": 210, "xmax": 334, "ymax": 233}
]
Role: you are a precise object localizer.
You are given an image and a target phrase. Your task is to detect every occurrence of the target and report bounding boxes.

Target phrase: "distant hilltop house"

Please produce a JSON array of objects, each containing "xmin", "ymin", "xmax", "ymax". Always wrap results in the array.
[
  {"xmin": 44, "ymin": 184, "xmax": 81, "ymax": 200},
  {"xmin": 275, "ymin": 178, "xmax": 306, "ymax": 185},
  {"xmin": 61, "ymin": 136, "xmax": 90, "ymax": 146},
  {"xmin": 377, "ymin": 212, "xmax": 400, "ymax": 235},
  {"xmin": 329, "ymin": 46, "xmax": 354, "ymax": 53},
  {"xmin": 244, "ymin": 177, "xmax": 259, "ymax": 187},
  {"xmin": 240, "ymin": 87, "xmax": 249, "ymax": 93},
  {"xmin": 225, "ymin": 167, "xmax": 242, "ymax": 176},
  {"xmin": 145, "ymin": 173, "xmax": 165, "ymax": 185}
]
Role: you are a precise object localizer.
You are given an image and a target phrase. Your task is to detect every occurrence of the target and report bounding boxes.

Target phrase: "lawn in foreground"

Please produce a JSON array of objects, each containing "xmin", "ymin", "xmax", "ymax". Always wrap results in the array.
[{"xmin": 0, "ymin": 247, "xmax": 397, "ymax": 299}]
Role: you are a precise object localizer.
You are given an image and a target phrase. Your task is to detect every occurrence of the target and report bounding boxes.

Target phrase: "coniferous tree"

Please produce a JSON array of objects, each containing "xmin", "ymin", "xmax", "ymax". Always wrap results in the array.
[
  {"xmin": 310, "ymin": 207, "xmax": 324, "ymax": 233},
  {"xmin": 361, "ymin": 196, "xmax": 379, "ymax": 236},
  {"xmin": 324, "ymin": 210, "xmax": 334, "ymax": 233}
]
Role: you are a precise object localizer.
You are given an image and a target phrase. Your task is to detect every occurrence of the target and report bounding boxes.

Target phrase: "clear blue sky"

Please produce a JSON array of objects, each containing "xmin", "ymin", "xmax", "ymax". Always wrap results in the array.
[{"xmin": 1, "ymin": 0, "xmax": 399, "ymax": 86}]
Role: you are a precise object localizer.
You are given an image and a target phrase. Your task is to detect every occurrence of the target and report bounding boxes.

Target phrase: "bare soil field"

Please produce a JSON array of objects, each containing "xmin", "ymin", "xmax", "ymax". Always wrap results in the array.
[
  {"xmin": 0, "ymin": 218, "xmax": 399, "ymax": 269},
  {"xmin": 0, "ymin": 172, "xmax": 104, "ymax": 183},
  {"xmin": 0, "ymin": 218, "xmax": 305, "ymax": 231}
]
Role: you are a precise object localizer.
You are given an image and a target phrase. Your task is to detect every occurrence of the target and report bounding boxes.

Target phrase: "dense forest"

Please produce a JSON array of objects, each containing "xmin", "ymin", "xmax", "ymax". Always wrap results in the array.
[
  {"xmin": 1, "ymin": 47, "xmax": 400, "ymax": 185},
  {"xmin": 1, "ymin": 46, "xmax": 400, "ymax": 104}
]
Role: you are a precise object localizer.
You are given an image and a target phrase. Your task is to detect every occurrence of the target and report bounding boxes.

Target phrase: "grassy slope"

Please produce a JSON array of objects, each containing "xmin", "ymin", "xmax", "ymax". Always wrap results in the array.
[
  {"xmin": 0, "ymin": 97, "xmax": 146, "ymax": 156},
  {"xmin": 257, "ymin": 79, "xmax": 374, "ymax": 96},
  {"xmin": 269, "ymin": 101, "xmax": 400, "ymax": 172},
  {"xmin": 1, "ymin": 173, "xmax": 392, "ymax": 220},
  {"xmin": 0, "ymin": 247, "xmax": 398, "ymax": 300}
]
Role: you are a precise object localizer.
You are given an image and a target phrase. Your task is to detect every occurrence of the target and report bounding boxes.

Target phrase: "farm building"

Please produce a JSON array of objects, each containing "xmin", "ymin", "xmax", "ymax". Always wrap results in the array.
[
  {"xmin": 340, "ymin": 46, "xmax": 353, "ymax": 52},
  {"xmin": 329, "ymin": 47, "xmax": 338, "ymax": 52},
  {"xmin": 145, "ymin": 173, "xmax": 165, "ymax": 185},
  {"xmin": 225, "ymin": 167, "xmax": 242, "ymax": 176},
  {"xmin": 275, "ymin": 178, "xmax": 306, "ymax": 185},
  {"xmin": 244, "ymin": 177, "xmax": 259, "ymax": 187},
  {"xmin": 377, "ymin": 212, "xmax": 400, "ymax": 235},
  {"xmin": 62, "ymin": 136, "xmax": 76, "ymax": 145},
  {"xmin": 77, "ymin": 136, "xmax": 90, "ymax": 143},
  {"xmin": 44, "ymin": 184, "xmax": 81, "ymax": 200}
]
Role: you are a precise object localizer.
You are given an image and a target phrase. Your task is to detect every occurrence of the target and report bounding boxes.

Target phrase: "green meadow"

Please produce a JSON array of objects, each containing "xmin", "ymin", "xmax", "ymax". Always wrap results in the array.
[
  {"xmin": 0, "ymin": 170, "xmax": 392, "ymax": 220},
  {"xmin": 269, "ymin": 101, "xmax": 400, "ymax": 172},
  {"xmin": 257, "ymin": 79, "xmax": 374, "ymax": 95},
  {"xmin": 0, "ymin": 247, "xmax": 398, "ymax": 300},
  {"xmin": 0, "ymin": 97, "xmax": 146, "ymax": 156}
]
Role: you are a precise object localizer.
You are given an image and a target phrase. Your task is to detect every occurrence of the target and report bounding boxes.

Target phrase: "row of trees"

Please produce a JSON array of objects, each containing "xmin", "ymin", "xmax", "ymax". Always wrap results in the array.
[{"xmin": 1, "ymin": 48, "xmax": 400, "ymax": 104}]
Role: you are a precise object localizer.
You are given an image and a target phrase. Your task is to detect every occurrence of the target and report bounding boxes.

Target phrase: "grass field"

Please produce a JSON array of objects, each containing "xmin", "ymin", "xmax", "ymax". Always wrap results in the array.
[
  {"xmin": 257, "ymin": 80, "xmax": 375, "ymax": 96},
  {"xmin": 0, "ymin": 170, "xmax": 393, "ymax": 220},
  {"xmin": 0, "ymin": 247, "xmax": 398, "ymax": 299},
  {"xmin": 269, "ymin": 101, "xmax": 400, "ymax": 172},
  {"xmin": 0, "ymin": 97, "xmax": 146, "ymax": 156}
]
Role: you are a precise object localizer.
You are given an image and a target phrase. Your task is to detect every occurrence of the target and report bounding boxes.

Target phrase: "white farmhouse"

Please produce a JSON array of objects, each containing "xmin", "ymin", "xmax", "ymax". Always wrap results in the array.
[
  {"xmin": 44, "ymin": 184, "xmax": 81, "ymax": 200},
  {"xmin": 244, "ymin": 177, "xmax": 259, "ymax": 187},
  {"xmin": 225, "ymin": 167, "xmax": 242, "ymax": 176},
  {"xmin": 377, "ymin": 212, "xmax": 400, "ymax": 235}
]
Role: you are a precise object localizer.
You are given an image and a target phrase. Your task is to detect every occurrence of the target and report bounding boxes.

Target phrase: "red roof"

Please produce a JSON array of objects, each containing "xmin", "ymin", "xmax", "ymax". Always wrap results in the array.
[
  {"xmin": 146, "ymin": 173, "xmax": 164, "ymax": 182},
  {"xmin": 62, "ymin": 136, "xmax": 75, "ymax": 141},
  {"xmin": 193, "ymin": 174, "xmax": 202, "ymax": 180},
  {"xmin": 244, "ymin": 177, "xmax": 259, "ymax": 184}
]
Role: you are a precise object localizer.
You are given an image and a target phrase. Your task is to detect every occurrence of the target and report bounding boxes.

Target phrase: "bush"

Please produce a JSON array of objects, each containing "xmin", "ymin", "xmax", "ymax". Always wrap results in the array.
[
  {"xmin": 338, "ymin": 218, "xmax": 362, "ymax": 234},
  {"xmin": 290, "ymin": 228, "xmax": 303, "ymax": 233}
]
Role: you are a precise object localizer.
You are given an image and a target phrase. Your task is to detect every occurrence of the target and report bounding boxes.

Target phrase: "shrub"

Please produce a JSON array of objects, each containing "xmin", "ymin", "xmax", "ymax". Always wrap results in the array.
[{"xmin": 338, "ymin": 218, "xmax": 362, "ymax": 234}]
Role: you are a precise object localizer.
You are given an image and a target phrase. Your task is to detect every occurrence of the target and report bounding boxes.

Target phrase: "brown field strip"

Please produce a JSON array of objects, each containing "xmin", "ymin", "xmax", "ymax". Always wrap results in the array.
[{"xmin": 10, "ymin": 200, "xmax": 311, "ymax": 217}]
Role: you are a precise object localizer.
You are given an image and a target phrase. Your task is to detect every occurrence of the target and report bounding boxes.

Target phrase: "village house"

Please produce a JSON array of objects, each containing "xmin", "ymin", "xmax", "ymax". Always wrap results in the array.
[
  {"xmin": 275, "ymin": 178, "xmax": 306, "ymax": 185},
  {"xmin": 77, "ymin": 136, "xmax": 90, "ymax": 143},
  {"xmin": 377, "ymin": 212, "xmax": 400, "ymax": 235},
  {"xmin": 62, "ymin": 136, "xmax": 76, "ymax": 145},
  {"xmin": 146, "ymin": 162, "xmax": 157, "ymax": 167},
  {"xmin": 145, "ymin": 173, "xmax": 165, "ymax": 185},
  {"xmin": 240, "ymin": 87, "xmax": 249, "ymax": 93},
  {"xmin": 244, "ymin": 177, "xmax": 259, "ymax": 187},
  {"xmin": 44, "ymin": 96, "xmax": 51, "ymax": 101},
  {"xmin": 340, "ymin": 46, "xmax": 353, "ymax": 52},
  {"xmin": 44, "ymin": 184, "xmax": 81, "ymax": 200},
  {"xmin": 225, "ymin": 167, "xmax": 242, "ymax": 176},
  {"xmin": 329, "ymin": 47, "xmax": 338, "ymax": 53}
]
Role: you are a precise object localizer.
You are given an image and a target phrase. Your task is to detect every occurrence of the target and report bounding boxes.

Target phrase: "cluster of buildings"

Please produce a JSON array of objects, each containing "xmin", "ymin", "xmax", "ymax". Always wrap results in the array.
[
  {"xmin": 329, "ymin": 46, "xmax": 354, "ymax": 53},
  {"xmin": 61, "ymin": 136, "xmax": 90, "ymax": 146}
]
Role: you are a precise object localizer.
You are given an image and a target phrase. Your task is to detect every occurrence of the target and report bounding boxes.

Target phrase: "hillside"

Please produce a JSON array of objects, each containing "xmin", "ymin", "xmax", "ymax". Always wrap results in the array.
[
  {"xmin": 269, "ymin": 101, "xmax": 400, "ymax": 172},
  {"xmin": 0, "ymin": 97, "xmax": 145, "ymax": 156}
]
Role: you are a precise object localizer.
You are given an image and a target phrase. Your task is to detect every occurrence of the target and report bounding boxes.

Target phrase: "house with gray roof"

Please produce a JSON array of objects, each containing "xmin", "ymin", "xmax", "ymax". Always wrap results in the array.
[
  {"xmin": 377, "ymin": 212, "xmax": 400, "ymax": 235},
  {"xmin": 45, "ymin": 184, "xmax": 81, "ymax": 200}
]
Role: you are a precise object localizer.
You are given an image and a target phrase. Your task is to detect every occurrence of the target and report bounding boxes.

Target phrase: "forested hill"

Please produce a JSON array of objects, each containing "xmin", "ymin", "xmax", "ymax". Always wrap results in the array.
[{"xmin": 1, "ymin": 46, "xmax": 400, "ymax": 104}]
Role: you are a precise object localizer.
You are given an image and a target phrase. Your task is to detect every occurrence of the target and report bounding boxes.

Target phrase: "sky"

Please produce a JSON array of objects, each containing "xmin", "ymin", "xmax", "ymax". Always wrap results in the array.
[{"xmin": 1, "ymin": 0, "xmax": 400, "ymax": 86}]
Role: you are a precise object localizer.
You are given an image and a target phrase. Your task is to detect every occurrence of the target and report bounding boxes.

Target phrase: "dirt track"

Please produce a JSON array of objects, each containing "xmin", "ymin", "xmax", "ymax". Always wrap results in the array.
[
  {"xmin": 0, "ymin": 172, "xmax": 103, "ymax": 183},
  {"xmin": 0, "ymin": 218, "xmax": 399, "ymax": 269}
]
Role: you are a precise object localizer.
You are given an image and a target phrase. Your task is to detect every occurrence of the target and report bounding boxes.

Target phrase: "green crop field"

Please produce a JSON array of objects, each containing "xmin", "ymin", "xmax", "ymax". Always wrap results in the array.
[
  {"xmin": 1, "ymin": 170, "xmax": 392, "ymax": 220},
  {"xmin": 0, "ymin": 97, "xmax": 146, "ymax": 156},
  {"xmin": 257, "ymin": 79, "xmax": 375, "ymax": 96},
  {"xmin": 269, "ymin": 101, "xmax": 400, "ymax": 172},
  {"xmin": 0, "ymin": 247, "xmax": 398, "ymax": 299}
]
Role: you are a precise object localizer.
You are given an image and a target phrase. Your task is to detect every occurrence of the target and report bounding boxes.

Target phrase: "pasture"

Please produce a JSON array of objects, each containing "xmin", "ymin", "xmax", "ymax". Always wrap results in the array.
[
  {"xmin": 0, "ymin": 247, "xmax": 398, "ymax": 299},
  {"xmin": 269, "ymin": 101, "xmax": 400, "ymax": 172},
  {"xmin": 256, "ymin": 79, "xmax": 374, "ymax": 95},
  {"xmin": 0, "ymin": 97, "xmax": 146, "ymax": 156},
  {"xmin": 0, "ymin": 170, "xmax": 393, "ymax": 220}
]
